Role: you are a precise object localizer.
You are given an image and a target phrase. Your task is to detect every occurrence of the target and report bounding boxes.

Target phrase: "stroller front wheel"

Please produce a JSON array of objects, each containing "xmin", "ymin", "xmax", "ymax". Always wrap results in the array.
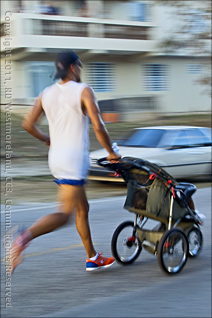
[
  {"xmin": 187, "ymin": 226, "xmax": 203, "ymax": 257},
  {"xmin": 157, "ymin": 228, "xmax": 189, "ymax": 274},
  {"xmin": 111, "ymin": 221, "xmax": 142, "ymax": 265}
]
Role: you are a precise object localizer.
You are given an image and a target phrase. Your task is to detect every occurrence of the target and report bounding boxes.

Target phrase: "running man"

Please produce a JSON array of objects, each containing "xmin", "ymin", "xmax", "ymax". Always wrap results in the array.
[{"xmin": 8, "ymin": 50, "xmax": 120, "ymax": 274}]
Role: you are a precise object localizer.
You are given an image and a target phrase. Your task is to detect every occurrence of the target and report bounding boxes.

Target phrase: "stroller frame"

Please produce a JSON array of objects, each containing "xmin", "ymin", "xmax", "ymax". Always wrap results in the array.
[{"xmin": 98, "ymin": 156, "xmax": 204, "ymax": 274}]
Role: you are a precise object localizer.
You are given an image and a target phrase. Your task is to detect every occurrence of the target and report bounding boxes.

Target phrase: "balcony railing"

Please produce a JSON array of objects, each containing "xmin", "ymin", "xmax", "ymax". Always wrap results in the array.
[
  {"xmin": 104, "ymin": 24, "xmax": 149, "ymax": 40},
  {"xmin": 0, "ymin": 13, "xmax": 153, "ymax": 40},
  {"xmin": 36, "ymin": 19, "xmax": 150, "ymax": 40},
  {"xmin": 40, "ymin": 20, "xmax": 88, "ymax": 37},
  {"xmin": 1, "ymin": 14, "xmax": 155, "ymax": 53}
]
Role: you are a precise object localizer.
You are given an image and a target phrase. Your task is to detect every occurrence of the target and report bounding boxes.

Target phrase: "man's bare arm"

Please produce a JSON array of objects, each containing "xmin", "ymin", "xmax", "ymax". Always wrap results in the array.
[
  {"xmin": 22, "ymin": 96, "xmax": 50, "ymax": 145},
  {"xmin": 81, "ymin": 86, "xmax": 120, "ymax": 160}
]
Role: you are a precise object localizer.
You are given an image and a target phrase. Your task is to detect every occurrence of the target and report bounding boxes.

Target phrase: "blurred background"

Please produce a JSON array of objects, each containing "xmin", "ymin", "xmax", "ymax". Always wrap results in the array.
[
  {"xmin": 1, "ymin": 4, "xmax": 211, "ymax": 317},
  {"xmin": 1, "ymin": 0, "xmax": 211, "ymax": 116},
  {"xmin": 1, "ymin": 0, "xmax": 211, "ymax": 201}
]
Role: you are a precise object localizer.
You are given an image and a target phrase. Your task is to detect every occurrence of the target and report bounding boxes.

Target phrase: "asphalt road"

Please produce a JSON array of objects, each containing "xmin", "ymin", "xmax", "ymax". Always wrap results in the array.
[{"xmin": 1, "ymin": 187, "xmax": 211, "ymax": 318}]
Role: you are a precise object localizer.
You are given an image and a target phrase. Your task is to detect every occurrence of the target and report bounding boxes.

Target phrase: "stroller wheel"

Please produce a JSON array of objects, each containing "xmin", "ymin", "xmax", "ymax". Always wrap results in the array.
[
  {"xmin": 111, "ymin": 221, "xmax": 142, "ymax": 265},
  {"xmin": 187, "ymin": 226, "xmax": 203, "ymax": 257},
  {"xmin": 157, "ymin": 228, "xmax": 188, "ymax": 274}
]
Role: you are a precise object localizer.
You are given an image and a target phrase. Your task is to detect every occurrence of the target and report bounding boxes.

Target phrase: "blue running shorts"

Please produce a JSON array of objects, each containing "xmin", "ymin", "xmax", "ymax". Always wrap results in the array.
[{"xmin": 54, "ymin": 179, "xmax": 86, "ymax": 186}]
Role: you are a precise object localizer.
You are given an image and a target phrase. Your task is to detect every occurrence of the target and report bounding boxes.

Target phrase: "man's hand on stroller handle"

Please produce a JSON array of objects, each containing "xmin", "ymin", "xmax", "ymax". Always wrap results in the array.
[
  {"xmin": 97, "ymin": 156, "xmax": 121, "ymax": 169},
  {"xmin": 107, "ymin": 152, "xmax": 121, "ymax": 162}
]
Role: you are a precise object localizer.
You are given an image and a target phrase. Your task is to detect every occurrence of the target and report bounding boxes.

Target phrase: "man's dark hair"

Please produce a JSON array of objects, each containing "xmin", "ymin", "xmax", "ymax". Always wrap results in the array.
[{"xmin": 54, "ymin": 50, "xmax": 79, "ymax": 80}]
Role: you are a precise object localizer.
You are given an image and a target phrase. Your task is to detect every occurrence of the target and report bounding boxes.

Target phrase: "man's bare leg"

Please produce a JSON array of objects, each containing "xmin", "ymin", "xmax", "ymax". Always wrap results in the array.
[
  {"xmin": 28, "ymin": 213, "xmax": 69, "ymax": 239},
  {"xmin": 74, "ymin": 186, "xmax": 96, "ymax": 259},
  {"xmin": 10, "ymin": 183, "xmax": 96, "ymax": 261},
  {"xmin": 26, "ymin": 184, "xmax": 78, "ymax": 239},
  {"xmin": 57, "ymin": 184, "xmax": 96, "ymax": 259},
  {"xmin": 8, "ymin": 184, "xmax": 99, "ymax": 273},
  {"xmin": 30, "ymin": 184, "xmax": 96, "ymax": 257}
]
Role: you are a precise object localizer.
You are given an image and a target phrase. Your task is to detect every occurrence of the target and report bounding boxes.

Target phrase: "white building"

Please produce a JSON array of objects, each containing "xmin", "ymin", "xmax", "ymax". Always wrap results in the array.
[{"xmin": 1, "ymin": 0, "xmax": 211, "ymax": 120}]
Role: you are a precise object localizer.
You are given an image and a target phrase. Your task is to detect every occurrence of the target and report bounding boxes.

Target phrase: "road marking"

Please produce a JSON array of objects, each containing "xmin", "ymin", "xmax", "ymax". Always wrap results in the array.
[
  {"xmin": 0, "ymin": 203, "xmax": 59, "ymax": 213},
  {"xmin": 23, "ymin": 243, "xmax": 84, "ymax": 259},
  {"xmin": 0, "ymin": 196, "xmax": 125, "ymax": 214},
  {"xmin": 1, "ymin": 242, "xmax": 98, "ymax": 262}
]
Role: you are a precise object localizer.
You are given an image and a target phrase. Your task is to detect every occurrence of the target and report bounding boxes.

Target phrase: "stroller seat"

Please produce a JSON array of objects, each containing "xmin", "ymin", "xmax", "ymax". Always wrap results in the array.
[{"xmin": 175, "ymin": 182, "xmax": 196, "ymax": 206}]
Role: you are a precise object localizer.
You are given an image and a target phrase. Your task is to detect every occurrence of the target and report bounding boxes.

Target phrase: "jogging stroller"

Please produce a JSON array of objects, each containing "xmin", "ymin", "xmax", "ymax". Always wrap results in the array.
[{"xmin": 98, "ymin": 156, "xmax": 205, "ymax": 275}]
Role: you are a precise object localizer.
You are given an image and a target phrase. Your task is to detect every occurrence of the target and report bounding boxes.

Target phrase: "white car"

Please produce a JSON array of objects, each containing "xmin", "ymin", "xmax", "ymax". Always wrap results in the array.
[{"xmin": 89, "ymin": 126, "xmax": 212, "ymax": 182}]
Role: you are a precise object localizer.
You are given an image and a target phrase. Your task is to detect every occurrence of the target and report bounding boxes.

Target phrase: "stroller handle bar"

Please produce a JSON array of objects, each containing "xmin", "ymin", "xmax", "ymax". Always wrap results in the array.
[
  {"xmin": 97, "ymin": 156, "xmax": 175, "ymax": 185},
  {"xmin": 97, "ymin": 156, "xmax": 150, "ymax": 173},
  {"xmin": 97, "ymin": 157, "xmax": 111, "ymax": 167}
]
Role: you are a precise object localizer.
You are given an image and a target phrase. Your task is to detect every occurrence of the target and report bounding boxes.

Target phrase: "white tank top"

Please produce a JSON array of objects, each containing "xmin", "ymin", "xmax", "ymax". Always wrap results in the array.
[{"xmin": 41, "ymin": 81, "xmax": 89, "ymax": 180}]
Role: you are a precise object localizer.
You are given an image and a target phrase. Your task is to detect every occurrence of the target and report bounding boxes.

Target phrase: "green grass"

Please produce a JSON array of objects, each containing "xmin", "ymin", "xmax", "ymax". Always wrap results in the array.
[
  {"xmin": 1, "ymin": 110, "xmax": 211, "ymax": 158},
  {"xmin": 1, "ymin": 110, "xmax": 211, "ymax": 204},
  {"xmin": 1, "ymin": 111, "xmax": 49, "ymax": 159}
]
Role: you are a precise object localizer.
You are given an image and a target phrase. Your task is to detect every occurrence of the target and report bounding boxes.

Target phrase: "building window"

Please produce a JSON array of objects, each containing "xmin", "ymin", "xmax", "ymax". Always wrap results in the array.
[
  {"xmin": 144, "ymin": 64, "xmax": 169, "ymax": 91},
  {"xmin": 29, "ymin": 62, "xmax": 55, "ymax": 97},
  {"xmin": 128, "ymin": 2, "xmax": 149, "ymax": 22},
  {"xmin": 187, "ymin": 64, "xmax": 202, "ymax": 74},
  {"xmin": 85, "ymin": 63, "xmax": 115, "ymax": 92}
]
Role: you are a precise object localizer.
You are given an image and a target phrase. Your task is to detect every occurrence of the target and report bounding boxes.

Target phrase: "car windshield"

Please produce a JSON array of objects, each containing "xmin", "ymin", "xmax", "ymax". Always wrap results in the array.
[
  {"xmin": 159, "ymin": 128, "xmax": 212, "ymax": 148},
  {"xmin": 117, "ymin": 127, "xmax": 212, "ymax": 148},
  {"xmin": 199, "ymin": 127, "xmax": 212, "ymax": 144},
  {"xmin": 118, "ymin": 129, "xmax": 165, "ymax": 147}
]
